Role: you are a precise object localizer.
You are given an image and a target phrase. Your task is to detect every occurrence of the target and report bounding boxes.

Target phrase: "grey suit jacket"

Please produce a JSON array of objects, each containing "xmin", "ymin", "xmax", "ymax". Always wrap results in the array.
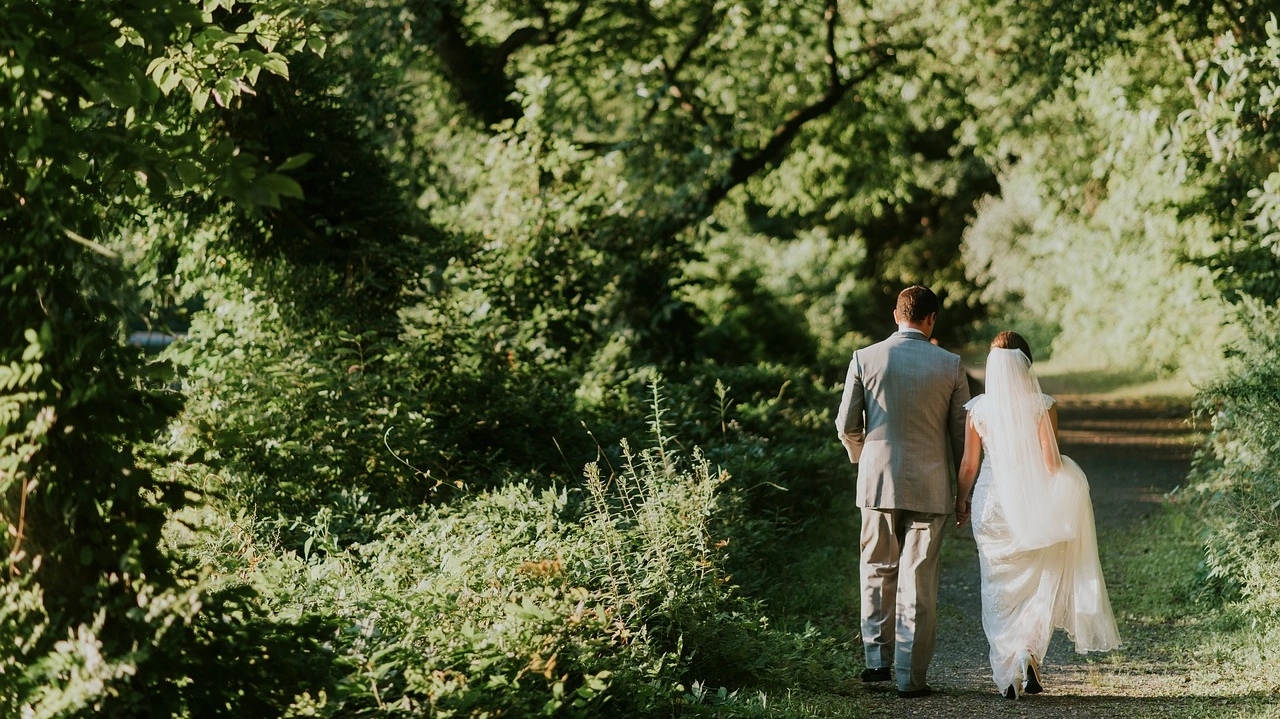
[{"xmin": 835, "ymin": 331, "xmax": 970, "ymax": 514}]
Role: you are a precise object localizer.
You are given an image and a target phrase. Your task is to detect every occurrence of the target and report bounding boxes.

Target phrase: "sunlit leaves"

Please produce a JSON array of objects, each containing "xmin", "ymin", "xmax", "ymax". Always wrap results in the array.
[
  {"xmin": 0, "ymin": 1, "xmax": 335, "ymax": 708},
  {"xmin": 143, "ymin": 15, "xmax": 297, "ymax": 112}
]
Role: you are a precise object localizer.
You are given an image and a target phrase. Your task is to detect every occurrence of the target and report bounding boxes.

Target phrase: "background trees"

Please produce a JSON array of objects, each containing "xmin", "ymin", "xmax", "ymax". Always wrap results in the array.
[{"xmin": 3, "ymin": 0, "xmax": 1280, "ymax": 714}]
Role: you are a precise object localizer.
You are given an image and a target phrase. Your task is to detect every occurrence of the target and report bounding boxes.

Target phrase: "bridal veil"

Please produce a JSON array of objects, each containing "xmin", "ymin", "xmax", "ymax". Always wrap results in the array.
[{"xmin": 973, "ymin": 348, "xmax": 1121, "ymax": 660}]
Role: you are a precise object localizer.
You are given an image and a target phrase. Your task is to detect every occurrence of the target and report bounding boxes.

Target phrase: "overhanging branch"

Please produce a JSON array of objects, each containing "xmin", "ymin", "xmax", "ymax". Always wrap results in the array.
[
  {"xmin": 411, "ymin": 0, "xmax": 591, "ymax": 127},
  {"xmin": 707, "ymin": 0, "xmax": 891, "ymax": 208},
  {"xmin": 643, "ymin": 6, "xmax": 722, "ymax": 128}
]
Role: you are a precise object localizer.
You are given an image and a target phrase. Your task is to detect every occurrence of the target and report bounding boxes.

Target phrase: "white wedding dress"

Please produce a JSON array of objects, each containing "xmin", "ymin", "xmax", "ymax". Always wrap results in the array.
[{"xmin": 965, "ymin": 350, "xmax": 1121, "ymax": 694}]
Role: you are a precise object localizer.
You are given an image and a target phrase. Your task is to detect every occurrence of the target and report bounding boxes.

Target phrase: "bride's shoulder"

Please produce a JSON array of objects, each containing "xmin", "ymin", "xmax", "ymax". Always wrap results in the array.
[
  {"xmin": 1040, "ymin": 393, "xmax": 1056, "ymax": 409},
  {"xmin": 963, "ymin": 394, "xmax": 986, "ymax": 412}
]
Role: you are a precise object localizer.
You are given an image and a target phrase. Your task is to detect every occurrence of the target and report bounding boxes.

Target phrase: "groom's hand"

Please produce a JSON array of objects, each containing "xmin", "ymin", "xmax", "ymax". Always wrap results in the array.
[{"xmin": 954, "ymin": 497, "xmax": 971, "ymax": 527}]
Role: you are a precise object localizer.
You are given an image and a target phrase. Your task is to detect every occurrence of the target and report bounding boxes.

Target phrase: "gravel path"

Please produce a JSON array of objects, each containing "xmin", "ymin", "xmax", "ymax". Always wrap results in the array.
[{"xmin": 854, "ymin": 397, "xmax": 1249, "ymax": 718}]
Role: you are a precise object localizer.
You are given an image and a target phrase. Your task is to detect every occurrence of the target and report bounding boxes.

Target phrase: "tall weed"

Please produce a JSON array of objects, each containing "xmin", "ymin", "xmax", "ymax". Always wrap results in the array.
[{"xmin": 171, "ymin": 380, "xmax": 776, "ymax": 716}]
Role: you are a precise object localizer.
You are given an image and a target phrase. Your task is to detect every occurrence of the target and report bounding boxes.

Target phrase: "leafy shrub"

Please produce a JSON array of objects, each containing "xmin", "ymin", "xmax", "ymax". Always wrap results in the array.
[
  {"xmin": 682, "ymin": 229, "xmax": 868, "ymax": 373},
  {"xmin": 595, "ymin": 364, "xmax": 845, "ymax": 509},
  {"xmin": 572, "ymin": 361, "xmax": 849, "ymax": 615},
  {"xmin": 169, "ymin": 382, "xmax": 786, "ymax": 717},
  {"xmin": 0, "ymin": 571, "xmax": 344, "ymax": 718},
  {"xmin": 171, "ymin": 265, "xmax": 583, "ymax": 526},
  {"xmin": 1190, "ymin": 302, "xmax": 1280, "ymax": 620}
]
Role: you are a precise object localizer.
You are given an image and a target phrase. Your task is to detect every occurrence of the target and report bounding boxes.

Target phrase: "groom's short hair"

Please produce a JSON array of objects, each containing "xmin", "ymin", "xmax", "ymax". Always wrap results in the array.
[{"xmin": 896, "ymin": 285, "xmax": 939, "ymax": 322}]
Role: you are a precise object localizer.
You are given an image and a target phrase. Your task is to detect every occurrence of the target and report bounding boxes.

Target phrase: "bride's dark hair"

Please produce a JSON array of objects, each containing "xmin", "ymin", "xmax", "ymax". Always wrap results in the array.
[{"xmin": 991, "ymin": 331, "xmax": 1033, "ymax": 363}]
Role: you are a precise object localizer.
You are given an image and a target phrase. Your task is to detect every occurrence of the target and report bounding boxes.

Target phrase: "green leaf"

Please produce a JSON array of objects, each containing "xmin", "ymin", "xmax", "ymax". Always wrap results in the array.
[
  {"xmin": 104, "ymin": 80, "xmax": 140, "ymax": 108},
  {"xmin": 175, "ymin": 159, "xmax": 203, "ymax": 186},
  {"xmin": 212, "ymin": 78, "xmax": 237, "ymax": 107},
  {"xmin": 275, "ymin": 153, "xmax": 313, "ymax": 171},
  {"xmin": 145, "ymin": 56, "xmax": 168, "ymax": 80},
  {"xmin": 159, "ymin": 69, "xmax": 183, "ymax": 95},
  {"xmin": 261, "ymin": 54, "xmax": 289, "ymax": 79},
  {"xmin": 255, "ymin": 172, "xmax": 304, "ymax": 199},
  {"xmin": 67, "ymin": 156, "xmax": 90, "ymax": 180}
]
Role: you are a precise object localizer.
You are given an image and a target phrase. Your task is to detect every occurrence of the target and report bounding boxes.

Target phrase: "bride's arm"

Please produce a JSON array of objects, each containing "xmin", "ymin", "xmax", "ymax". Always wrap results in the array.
[
  {"xmin": 1039, "ymin": 405, "xmax": 1062, "ymax": 474},
  {"xmin": 955, "ymin": 415, "xmax": 982, "ymax": 526}
]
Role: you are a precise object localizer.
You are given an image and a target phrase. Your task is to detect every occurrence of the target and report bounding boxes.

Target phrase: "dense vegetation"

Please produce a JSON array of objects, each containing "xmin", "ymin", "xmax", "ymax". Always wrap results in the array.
[{"xmin": 1, "ymin": 0, "xmax": 1277, "ymax": 715}]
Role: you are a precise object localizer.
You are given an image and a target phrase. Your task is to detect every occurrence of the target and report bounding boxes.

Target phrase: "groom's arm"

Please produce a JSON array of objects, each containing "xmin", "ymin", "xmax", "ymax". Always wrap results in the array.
[{"xmin": 835, "ymin": 354, "xmax": 866, "ymax": 463}]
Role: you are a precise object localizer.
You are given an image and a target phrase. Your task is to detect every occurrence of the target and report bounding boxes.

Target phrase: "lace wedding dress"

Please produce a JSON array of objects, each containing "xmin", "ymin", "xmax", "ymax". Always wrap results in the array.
[{"xmin": 966, "ymin": 349, "xmax": 1121, "ymax": 695}]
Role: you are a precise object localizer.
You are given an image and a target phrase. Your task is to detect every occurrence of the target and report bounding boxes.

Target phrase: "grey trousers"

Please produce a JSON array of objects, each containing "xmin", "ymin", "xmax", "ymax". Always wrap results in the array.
[{"xmin": 860, "ymin": 507, "xmax": 947, "ymax": 692}]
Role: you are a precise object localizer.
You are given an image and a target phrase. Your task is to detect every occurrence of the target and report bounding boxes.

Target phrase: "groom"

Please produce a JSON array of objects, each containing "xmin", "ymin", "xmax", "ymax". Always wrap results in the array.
[{"xmin": 835, "ymin": 285, "xmax": 969, "ymax": 698}]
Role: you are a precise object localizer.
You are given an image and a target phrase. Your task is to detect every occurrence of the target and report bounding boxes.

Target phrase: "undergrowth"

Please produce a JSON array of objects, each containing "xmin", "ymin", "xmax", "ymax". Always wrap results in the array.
[{"xmin": 162, "ymin": 379, "xmax": 843, "ymax": 717}]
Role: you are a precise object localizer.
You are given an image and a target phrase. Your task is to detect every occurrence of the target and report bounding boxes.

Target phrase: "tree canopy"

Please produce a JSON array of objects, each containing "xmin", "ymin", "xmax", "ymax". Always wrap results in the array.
[{"xmin": 3, "ymin": 0, "xmax": 1280, "ymax": 714}]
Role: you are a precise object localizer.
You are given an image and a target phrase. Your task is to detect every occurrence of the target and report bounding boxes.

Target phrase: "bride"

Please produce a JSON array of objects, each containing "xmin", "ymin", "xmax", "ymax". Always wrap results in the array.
[{"xmin": 954, "ymin": 331, "xmax": 1121, "ymax": 699}]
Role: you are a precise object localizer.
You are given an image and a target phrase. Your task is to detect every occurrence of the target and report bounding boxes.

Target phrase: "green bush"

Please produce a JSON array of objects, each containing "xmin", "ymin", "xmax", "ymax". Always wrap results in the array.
[
  {"xmin": 171, "ymin": 263, "xmax": 584, "ymax": 526},
  {"xmin": 963, "ymin": 52, "xmax": 1237, "ymax": 381},
  {"xmin": 1190, "ymin": 302, "xmax": 1280, "ymax": 621},
  {"xmin": 0, "ymin": 571, "xmax": 345, "ymax": 718},
  {"xmin": 166, "ymin": 383, "xmax": 790, "ymax": 717}
]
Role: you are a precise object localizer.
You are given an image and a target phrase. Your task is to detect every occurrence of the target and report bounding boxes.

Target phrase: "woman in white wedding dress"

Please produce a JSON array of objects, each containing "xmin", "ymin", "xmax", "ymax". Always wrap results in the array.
[{"xmin": 954, "ymin": 332, "xmax": 1121, "ymax": 699}]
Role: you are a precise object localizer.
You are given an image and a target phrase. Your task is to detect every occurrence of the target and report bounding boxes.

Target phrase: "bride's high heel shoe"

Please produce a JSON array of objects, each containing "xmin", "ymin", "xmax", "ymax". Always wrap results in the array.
[{"xmin": 1021, "ymin": 653, "xmax": 1044, "ymax": 695}]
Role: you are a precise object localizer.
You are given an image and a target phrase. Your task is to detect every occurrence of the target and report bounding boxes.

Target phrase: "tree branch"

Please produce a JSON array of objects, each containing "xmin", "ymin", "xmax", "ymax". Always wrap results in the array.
[
  {"xmin": 496, "ymin": 26, "xmax": 546, "ymax": 65},
  {"xmin": 412, "ymin": 0, "xmax": 591, "ymax": 127},
  {"xmin": 407, "ymin": 0, "xmax": 522, "ymax": 126},
  {"xmin": 643, "ymin": 5, "xmax": 721, "ymax": 128},
  {"xmin": 496, "ymin": 0, "xmax": 588, "ymax": 62},
  {"xmin": 707, "ymin": 0, "xmax": 887, "ymax": 208}
]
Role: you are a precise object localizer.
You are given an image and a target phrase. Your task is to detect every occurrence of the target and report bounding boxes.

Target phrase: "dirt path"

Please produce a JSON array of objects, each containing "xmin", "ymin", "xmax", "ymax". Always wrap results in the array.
[{"xmin": 854, "ymin": 397, "xmax": 1245, "ymax": 718}]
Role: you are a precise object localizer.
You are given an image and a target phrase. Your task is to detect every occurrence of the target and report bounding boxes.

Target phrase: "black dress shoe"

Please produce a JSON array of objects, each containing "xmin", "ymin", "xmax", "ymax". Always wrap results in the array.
[
  {"xmin": 898, "ymin": 686, "xmax": 932, "ymax": 698},
  {"xmin": 860, "ymin": 667, "xmax": 892, "ymax": 683},
  {"xmin": 1002, "ymin": 685, "xmax": 1017, "ymax": 700}
]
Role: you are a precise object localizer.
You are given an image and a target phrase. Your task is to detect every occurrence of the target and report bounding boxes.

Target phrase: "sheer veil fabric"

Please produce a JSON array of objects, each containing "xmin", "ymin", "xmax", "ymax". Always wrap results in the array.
[
  {"xmin": 980, "ymin": 349, "xmax": 1079, "ymax": 551},
  {"xmin": 967, "ymin": 348, "xmax": 1121, "ymax": 692}
]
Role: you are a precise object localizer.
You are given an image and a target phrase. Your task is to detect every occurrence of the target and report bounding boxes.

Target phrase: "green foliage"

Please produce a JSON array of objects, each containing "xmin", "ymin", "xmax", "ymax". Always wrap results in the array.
[
  {"xmin": 1188, "ymin": 14, "xmax": 1280, "ymax": 305},
  {"xmin": 168, "ymin": 255, "xmax": 590, "ymax": 527},
  {"xmin": 1189, "ymin": 303, "xmax": 1280, "ymax": 622},
  {"xmin": 963, "ymin": 48, "xmax": 1239, "ymax": 379},
  {"xmin": 405, "ymin": 0, "xmax": 1002, "ymax": 369},
  {"xmin": 0, "ymin": 0, "xmax": 330, "ymax": 575},
  {"xmin": 0, "ymin": 235, "xmax": 179, "ymax": 603},
  {"xmin": 170, "ymin": 387, "xmax": 790, "ymax": 716},
  {"xmin": 683, "ymin": 228, "xmax": 870, "ymax": 373},
  {"xmin": 0, "ymin": 0, "xmax": 349, "ymax": 713},
  {"xmin": 0, "ymin": 573, "xmax": 348, "ymax": 718}
]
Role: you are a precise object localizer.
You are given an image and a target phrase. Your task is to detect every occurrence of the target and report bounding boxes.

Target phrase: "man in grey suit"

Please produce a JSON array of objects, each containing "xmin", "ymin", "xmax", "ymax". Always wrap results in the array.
[{"xmin": 835, "ymin": 285, "xmax": 970, "ymax": 698}]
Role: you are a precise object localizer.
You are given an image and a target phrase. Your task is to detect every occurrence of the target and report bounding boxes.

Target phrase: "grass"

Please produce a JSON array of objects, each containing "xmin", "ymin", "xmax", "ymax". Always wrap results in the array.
[{"xmin": 1095, "ymin": 496, "xmax": 1280, "ymax": 716}]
